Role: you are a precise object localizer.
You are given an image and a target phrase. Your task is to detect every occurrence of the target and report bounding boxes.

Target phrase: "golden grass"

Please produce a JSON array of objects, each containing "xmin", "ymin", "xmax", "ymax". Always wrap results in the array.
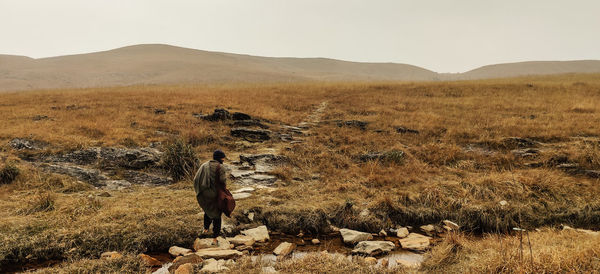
[{"xmin": 1, "ymin": 74, "xmax": 600, "ymax": 272}]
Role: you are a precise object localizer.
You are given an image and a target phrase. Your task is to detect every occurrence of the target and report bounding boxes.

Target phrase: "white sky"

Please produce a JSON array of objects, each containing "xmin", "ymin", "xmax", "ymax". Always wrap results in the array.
[{"xmin": 1, "ymin": 0, "xmax": 599, "ymax": 73}]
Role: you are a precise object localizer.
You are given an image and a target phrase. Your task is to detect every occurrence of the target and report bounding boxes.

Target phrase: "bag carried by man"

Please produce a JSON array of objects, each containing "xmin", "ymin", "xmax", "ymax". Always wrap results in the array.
[{"xmin": 215, "ymin": 164, "xmax": 235, "ymax": 217}]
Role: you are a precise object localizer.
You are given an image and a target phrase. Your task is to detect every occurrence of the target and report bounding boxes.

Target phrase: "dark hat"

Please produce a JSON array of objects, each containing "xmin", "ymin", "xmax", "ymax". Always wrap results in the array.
[{"xmin": 213, "ymin": 149, "xmax": 226, "ymax": 160}]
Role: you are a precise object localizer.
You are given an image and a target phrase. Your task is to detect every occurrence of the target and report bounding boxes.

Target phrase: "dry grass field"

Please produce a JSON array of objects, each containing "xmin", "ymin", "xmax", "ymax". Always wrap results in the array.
[{"xmin": 1, "ymin": 73, "xmax": 599, "ymax": 273}]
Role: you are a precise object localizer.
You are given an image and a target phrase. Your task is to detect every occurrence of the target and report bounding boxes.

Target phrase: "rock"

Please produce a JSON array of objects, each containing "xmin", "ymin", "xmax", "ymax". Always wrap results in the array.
[
  {"xmin": 100, "ymin": 251, "xmax": 122, "ymax": 260},
  {"xmin": 337, "ymin": 120, "xmax": 368, "ymax": 130},
  {"xmin": 241, "ymin": 225, "xmax": 270, "ymax": 242},
  {"xmin": 9, "ymin": 138, "xmax": 46, "ymax": 150},
  {"xmin": 194, "ymin": 238, "xmax": 216, "ymax": 251},
  {"xmin": 499, "ymin": 200, "xmax": 509, "ymax": 206},
  {"xmin": 200, "ymin": 259, "xmax": 230, "ymax": 273},
  {"xmin": 364, "ymin": 257, "xmax": 378, "ymax": 265},
  {"xmin": 174, "ymin": 263, "xmax": 194, "ymax": 274},
  {"xmin": 103, "ymin": 180, "xmax": 132, "ymax": 190},
  {"xmin": 396, "ymin": 258, "xmax": 419, "ymax": 268},
  {"xmin": 381, "ymin": 258, "xmax": 389, "ymax": 267},
  {"xmin": 442, "ymin": 220, "xmax": 460, "ymax": 231},
  {"xmin": 230, "ymin": 128, "xmax": 271, "ymax": 141},
  {"xmin": 576, "ymin": 229, "xmax": 600, "ymax": 236},
  {"xmin": 396, "ymin": 227, "xmax": 409, "ymax": 238},
  {"xmin": 232, "ymin": 192, "xmax": 252, "ymax": 200},
  {"xmin": 562, "ymin": 225, "xmax": 574, "ymax": 231},
  {"xmin": 232, "ymin": 112, "xmax": 252, "ymax": 120},
  {"xmin": 340, "ymin": 228, "xmax": 373, "ymax": 245},
  {"xmin": 232, "ymin": 120, "xmax": 269, "ymax": 129},
  {"xmin": 311, "ymin": 239, "xmax": 320, "ymax": 245},
  {"xmin": 239, "ymin": 154, "xmax": 286, "ymax": 166},
  {"xmin": 379, "ymin": 229, "xmax": 388, "ymax": 237},
  {"xmin": 394, "ymin": 126, "xmax": 419, "ymax": 134},
  {"xmin": 169, "ymin": 246, "xmax": 193, "ymax": 257},
  {"xmin": 502, "ymin": 137, "xmax": 538, "ymax": 149},
  {"xmin": 583, "ymin": 170, "xmax": 600, "ymax": 178},
  {"xmin": 195, "ymin": 248, "xmax": 242, "ymax": 260},
  {"xmin": 138, "ymin": 254, "xmax": 162, "ymax": 266},
  {"xmin": 399, "ymin": 233, "xmax": 431, "ymax": 251},
  {"xmin": 203, "ymin": 109, "xmax": 232, "ymax": 121},
  {"xmin": 227, "ymin": 235, "xmax": 256, "ymax": 246},
  {"xmin": 420, "ymin": 224, "xmax": 436, "ymax": 236},
  {"xmin": 231, "ymin": 187, "xmax": 255, "ymax": 193},
  {"xmin": 98, "ymin": 147, "xmax": 162, "ymax": 169},
  {"xmin": 40, "ymin": 163, "xmax": 110, "ymax": 186},
  {"xmin": 32, "ymin": 115, "xmax": 49, "ymax": 121},
  {"xmin": 154, "ymin": 109, "xmax": 166, "ymax": 115},
  {"xmin": 352, "ymin": 241, "xmax": 395, "ymax": 256},
  {"xmin": 169, "ymin": 254, "xmax": 203, "ymax": 273},
  {"xmin": 97, "ymin": 191, "xmax": 111, "ymax": 197},
  {"xmin": 248, "ymin": 212, "xmax": 255, "ymax": 221},
  {"xmin": 273, "ymin": 242, "xmax": 295, "ymax": 257},
  {"xmin": 511, "ymin": 148, "xmax": 540, "ymax": 158},
  {"xmin": 262, "ymin": 266, "xmax": 278, "ymax": 273}
]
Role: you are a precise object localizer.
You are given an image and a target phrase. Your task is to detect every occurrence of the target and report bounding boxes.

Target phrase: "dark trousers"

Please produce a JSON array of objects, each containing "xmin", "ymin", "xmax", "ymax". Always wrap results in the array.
[{"xmin": 203, "ymin": 213, "xmax": 222, "ymax": 238}]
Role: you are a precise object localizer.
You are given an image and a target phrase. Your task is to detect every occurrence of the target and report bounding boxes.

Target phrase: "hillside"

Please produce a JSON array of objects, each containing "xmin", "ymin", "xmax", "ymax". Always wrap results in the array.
[
  {"xmin": 458, "ymin": 60, "xmax": 600, "ymax": 80},
  {"xmin": 0, "ymin": 44, "xmax": 438, "ymax": 91}
]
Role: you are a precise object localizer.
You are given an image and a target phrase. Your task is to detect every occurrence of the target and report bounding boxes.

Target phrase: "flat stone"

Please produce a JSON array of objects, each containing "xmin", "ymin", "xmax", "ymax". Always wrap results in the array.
[
  {"xmin": 396, "ymin": 258, "xmax": 419, "ymax": 268},
  {"xmin": 230, "ymin": 128, "xmax": 271, "ymax": 141},
  {"xmin": 227, "ymin": 235, "xmax": 256, "ymax": 246},
  {"xmin": 169, "ymin": 254, "xmax": 203, "ymax": 273},
  {"xmin": 396, "ymin": 227, "xmax": 409, "ymax": 238},
  {"xmin": 233, "ymin": 192, "xmax": 252, "ymax": 200},
  {"xmin": 174, "ymin": 263, "xmax": 194, "ymax": 274},
  {"xmin": 352, "ymin": 241, "xmax": 395, "ymax": 256},
  {"xmin": 442, "ymin": 220, "xmax": 460, "ymax": 231},
  {"xmin": 229, "ymin": 169, "xmax": 255, "ymax": 178},
  {"xmin": 195, "ymin": 248, "xmax": 242, "ymax": 260},
  {"xmin": 420, "ymin": 224, "xmax": 436, "ymax": 236},
  {"xmin": 231, "ymin": 187, "xmax": 255, "ymax": 193},
  {"xmin": 364, "ymin": 257, "xmax": 378, "ymax": 265},
  {"xmin": 262, "ymin": 266, "xmax": 278, "ymax": 273},
  {"xmin": 399, "ymin": 233, "xmax": 431, "ymax": 251},
  {"xmin": 499, "ymin": 200, "xmax": 509, "ymax": 206},
  {"xmin": 138, "ymin": 254, "xmax": 162, "ymax": 266},
  {"xmin": 241, "ymin": 225, "xmax": 270, "ymax": 242},
  {"xmin": 273, "ymin": 242, "xmax": 295, "ymax": 257},
  {"xmin": 201, "ymin": 258, "xmax": 230, "ymax": 273},
  {"xmin": 311, "ymin": 239, "xmax": 320, "ymax": 245},
  {"xmin": 100, "ymin": 251, "xmax": 122, "ymax": 260},
  {"xmin": 379, "ymin": 229, "xmax": 388, "ymax": 237},
  {"xmin": 169, "ymin": 246, "xmax": 193, "ymax": 257},
  {"xmin": 340, "ymin": 228, "xmax": 373, "ymax": 245}
]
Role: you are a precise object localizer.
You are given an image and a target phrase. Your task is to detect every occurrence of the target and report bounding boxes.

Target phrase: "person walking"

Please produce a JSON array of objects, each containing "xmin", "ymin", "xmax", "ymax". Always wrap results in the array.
[{"xmin": 193, "ymin": 149, "xmax": 227, "ymax": 238}]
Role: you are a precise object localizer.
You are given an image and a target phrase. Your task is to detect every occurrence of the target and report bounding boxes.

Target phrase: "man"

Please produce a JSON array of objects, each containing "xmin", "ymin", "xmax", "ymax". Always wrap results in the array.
[{"xmin": 193, "ymin": 149, "xmax": 227, "ymax": 238}]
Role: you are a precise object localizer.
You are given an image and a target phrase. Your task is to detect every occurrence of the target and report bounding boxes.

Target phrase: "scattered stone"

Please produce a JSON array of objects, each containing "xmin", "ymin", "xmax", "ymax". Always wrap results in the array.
[
  {"xmin": 394, "ymin": 126, "xmax": 419, "ymax": 134},
  {"xmin": 381, "ymin": 258, "xmax": 389, "ymax": 267},
  {"xmin": 40, "ymin": 163, "xmax": 110, "ymax": 186},
  {"xmin": 203, "ymin": 109, "xmax": 232, "ymax": 121},
  {"xmin": 154, "ymin": 109, "xmax": 166, "ymax": 115},
  {"xmin": 241, "ymin": 225, "xmax": 270, "ymax": 242},
  {"xmin": 138, "ymin": 254, "xmax": 162, "ymax": 266},
  {"xmin": 9, "ymin": 138, "xmax": 46, "ymax": 150},
  {"xmin": 340, "ymin": 228, "xmax": 373, "ymax": 245},
  {"xmin": 273, "ymin": 242, "xmax": 295, "ymax": 257},
  {"xmin": 399, "ymin": 233, "xmax": 431, "ymax": 251},
  {"xmin": 170, "ymin": 254, "xmax": 203, "ymax": 272},
  {"xmin": 174, "ymin": 263, "xmax": 194, "ymax": 274},
  {"xmin": 231, "ymin": 187, "xmax": 255, "ymax": 193},
  {"xmin": 169, "ymin": 246, "xmax": 193, "ymax": 257},
  {"xmin": 227, "ymin": 235, "xmax": 256, "ymax": 246},
  {"xmin": 232, "ymin": 112, "xmax": 252, "ymax": 120},
  {"xmin": 232, "ymin": 120, "xmax": 269, "ymax": 129},
  {"xmin": 499, "ymin": 200, "xmax": 509, "ymax": 206},
  {"xmin": 511, "ymin": 148, "xmax": 540, "ymax": 158},
  {"xmin": 194, "ymin": 238, "xmax": 216, "ymax": 251},
  {"xmin": 364, "ymin": 257, "xmax": 378, "ymax": 265},
  {"xmin": 582, "ymin": 170, "xmax": 600, "ymax": 178},
  {"xmin": 232, "ymin": 192, "xmax": 252, "ymax": 200},
  {"xmin": 502, "ymin": 137, "xmax": 538, "ymax": 148},
  {"xmin": 576, "ymin": 229, "xmax": 600, "ymax": 236},
  {"xmin": 103, "ymin": 180, "xmax": 132, "ymax": 190},
  {"xmin": 100, "ymin": 251, "xmax": 122, "ymax": 260},
  {"xmin": 352, "ymin": 241, "xmax": 395, "ymax": 256},
  {"xmin": 32, "ymin": 115, "xmax": 49, "ymax": 121},
  {"xmin": 121, "ymin": 170, "xmax": 173, "ymax": 185},
  {"xmin": 231, "ymin": 128, "xmax": 271, "ymax": 141},
  {"xmin": 420, "ymin": 225, "xmax": 436, "ymax": 236},
  {"xmin": 379, "ymin": 229, "xmax": 388, "ymax": 237},
  {"xmin": 195, "ymin": 248, "xmax": 242, "ymax": 260},
  {"xmin": 396, "ymin": 258, "xmax": 419, "ymax": 268},
  {"xmin": 248, "ymin": 212, "xmax": 255, "ymax": 221},
  {"xmin": 337, "ymin": 120, "xmax": 368, "ymax": 130},
  {"xmin": 311, "ymin": 239, "xmax": 321, "ymax": 245},
  {"xmin": 442, "ymin": 220, "xmax": 460, "ymax": 231},
  {"xmin": 396, "ymin": 227, "xmax": 409, "ymax": 238}
]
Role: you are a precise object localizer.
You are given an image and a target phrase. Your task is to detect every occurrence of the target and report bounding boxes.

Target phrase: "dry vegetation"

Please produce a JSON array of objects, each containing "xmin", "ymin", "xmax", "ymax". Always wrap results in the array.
[{"xmin": 1, "ymin": 74, "xmax": 599, "ymax": 272}]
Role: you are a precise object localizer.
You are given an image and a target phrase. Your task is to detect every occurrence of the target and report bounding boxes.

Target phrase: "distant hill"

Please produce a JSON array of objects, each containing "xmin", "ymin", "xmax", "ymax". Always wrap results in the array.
[
  {"xmin": 457, "ymin": 60, "xmax": 600, "ymax": 80},
  {"xmin": 1, "ymin": 44, "xmax": 599, "ymax": 91}
]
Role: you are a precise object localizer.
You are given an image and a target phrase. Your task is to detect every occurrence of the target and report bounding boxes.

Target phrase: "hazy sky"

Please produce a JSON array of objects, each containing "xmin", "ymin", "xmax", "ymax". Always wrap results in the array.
[{"xmin": 1, "ymin": 0, "xmax": 599, "ymax": 72}]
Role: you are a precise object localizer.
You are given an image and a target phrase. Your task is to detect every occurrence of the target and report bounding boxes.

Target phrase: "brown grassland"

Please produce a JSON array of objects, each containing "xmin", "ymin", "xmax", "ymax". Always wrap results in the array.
[{"xmin": 1, "ymin": 73, "xmax": 600, "ymax": 273}]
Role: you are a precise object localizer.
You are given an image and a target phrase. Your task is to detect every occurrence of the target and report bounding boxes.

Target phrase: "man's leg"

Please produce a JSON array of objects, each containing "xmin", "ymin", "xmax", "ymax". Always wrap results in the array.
[
  {"xmin": 203, "ymin": 213, "xmax": 212, "ymax": 233},
  {"xmin": 212, "ymin": 215, "xmax": 222, "ymax": 238}
]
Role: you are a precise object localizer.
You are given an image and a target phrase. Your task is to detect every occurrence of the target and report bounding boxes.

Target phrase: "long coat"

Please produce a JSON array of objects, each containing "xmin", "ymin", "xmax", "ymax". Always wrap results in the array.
[{"xmin": 193, "ymin": 160, "xmax": 226, "ymax": 219}]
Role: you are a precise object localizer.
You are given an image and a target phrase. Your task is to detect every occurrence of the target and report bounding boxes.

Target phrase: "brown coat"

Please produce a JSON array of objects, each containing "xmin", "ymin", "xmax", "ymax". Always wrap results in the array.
[{"xmin": 193, "ymin": 160, "xmax": 226, "ymax": 219}]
